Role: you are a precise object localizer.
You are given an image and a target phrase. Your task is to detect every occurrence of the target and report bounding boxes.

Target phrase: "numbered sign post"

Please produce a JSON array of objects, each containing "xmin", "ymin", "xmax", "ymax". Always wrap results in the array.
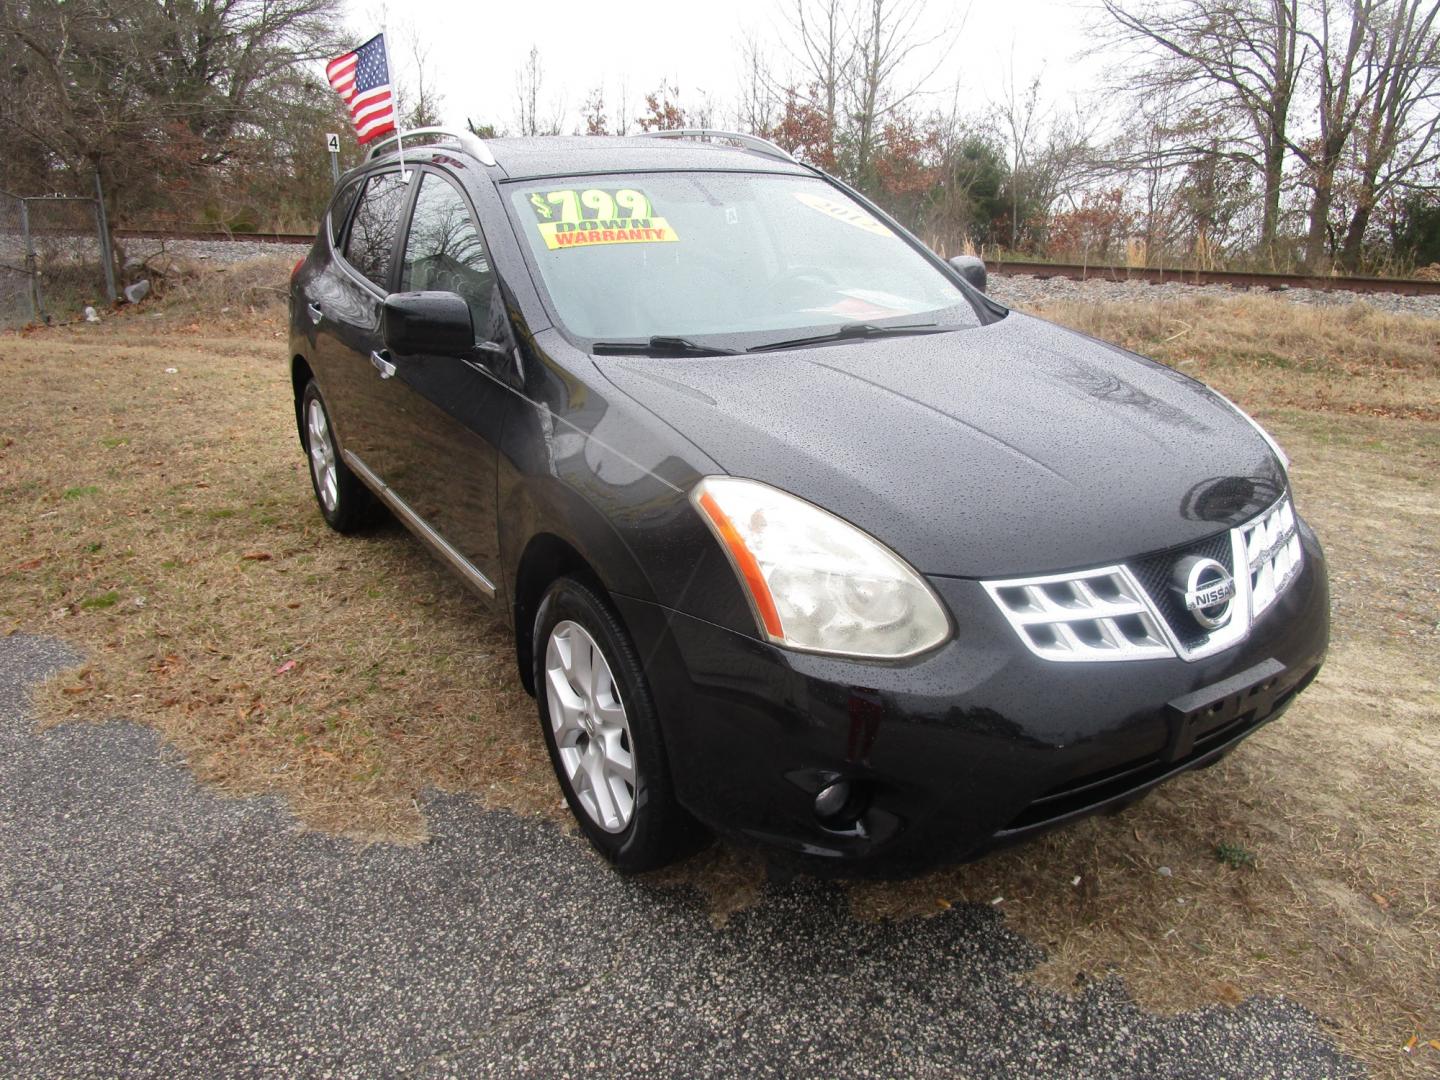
[{"xmin": 325, "ymin": 132, "xmax": 341, "ymax": 184}]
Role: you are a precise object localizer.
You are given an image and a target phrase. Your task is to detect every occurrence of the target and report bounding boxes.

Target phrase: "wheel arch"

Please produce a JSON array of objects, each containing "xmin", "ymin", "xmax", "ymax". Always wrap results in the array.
[
  {"xmin": 511, "ymin": 532, "xmax": 607, "ymax": 696},
  {"xmin": 290, "ymin": 354, "xmax": 314, "ymax": 448}
]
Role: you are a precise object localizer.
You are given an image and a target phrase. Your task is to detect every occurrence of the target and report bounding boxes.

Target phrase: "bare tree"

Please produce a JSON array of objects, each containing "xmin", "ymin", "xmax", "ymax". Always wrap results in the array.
[
  {"xmin": 1339, "ymin": 0, "xmax": 1440, "ymax": 267},
  {"xmin": 1291, "ymin": 0, "xmax": 1379, "ymax": 267},
  {"xmin": 996, "ymin": 69, "xmax": 1099, "ymax": 251},
  {"xmin": 399, "ymin": 24, "xmax": 444, "ymax": 128},
  {"xmin": 737, "ymin": 33, "xmax": 780, "ymax": 135},
  {"xmin": 614, "ymin": 76, "xmax": 632, "ymax": 136},
  {"xmin": 514, "ymin": 44, "xmax": 563, "ymax": 136},
  {"xmin": 1101, "ymin": 0, "xmax": 1306, "ymax": 259},
  {"xmin": 999, "ymin": 72, "xmax": 1045, "ymax": 250},
  {"xmin": 784, "ymin": 0, "xmax": 856, "ymax": 161},
  {"xmin": 847, "ymin": 0, "xmax": 957, "ymax": 186}
]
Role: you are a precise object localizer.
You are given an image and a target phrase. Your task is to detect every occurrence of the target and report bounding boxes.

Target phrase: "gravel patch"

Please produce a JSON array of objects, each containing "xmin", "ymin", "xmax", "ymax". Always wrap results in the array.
[
  {"xmin": 119, "ymin": 236, "xmax": 311, "ymax": 266},
  {"xmin": 0, "ymin": 632, "xmax": 1362, "ymax": 1078},
  {"xmin": 989, "ymin": 272, "xmax": 1440, "ymax": 319}
]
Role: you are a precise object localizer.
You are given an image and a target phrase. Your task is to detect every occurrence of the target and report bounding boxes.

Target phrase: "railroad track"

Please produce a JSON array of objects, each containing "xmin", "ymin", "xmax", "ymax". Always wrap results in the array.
[
  {"xmin": 115, "ymin": 228, "xmax": 312, "ymax": 246},
  {"xmin": 986, "ymin": 258, "xmax": 1440, "ymax": 297},
  {"xmin": 113, "ymin": 228, "xmax": 1440, "ymax": 297}
]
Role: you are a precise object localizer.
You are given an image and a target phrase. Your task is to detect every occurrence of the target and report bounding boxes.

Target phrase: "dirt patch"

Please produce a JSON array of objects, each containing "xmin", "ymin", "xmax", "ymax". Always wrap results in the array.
[{"xmin": 1, "ymin": 286, "xmax": 1437, "ymax": 1076}]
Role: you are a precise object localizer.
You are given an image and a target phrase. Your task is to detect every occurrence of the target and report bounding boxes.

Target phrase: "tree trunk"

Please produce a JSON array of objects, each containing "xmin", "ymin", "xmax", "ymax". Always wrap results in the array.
[
  {"xmin": 1339, "ymin": 204, "xmax": 1373, "ymax": 270},
  {"xmin": 1303, "ymin": 174, "xmax": 1335, "ymax": 270},
  {"xmin": 1259, "ymin": 138, "xmax": 1286, "ymax": 264},
  {"xmin": 1339, "ymin": 171, "xmax": 1380, "ymax": 270}
]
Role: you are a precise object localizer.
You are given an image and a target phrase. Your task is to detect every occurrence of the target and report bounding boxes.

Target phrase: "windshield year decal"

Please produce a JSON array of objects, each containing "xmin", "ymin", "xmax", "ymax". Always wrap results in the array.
[
  {"xmin": 792, "ymin": 191, "xmax": 890, "ymax": 237},
  {"xmin": 528, "ymin": 188, "xmax": 679, "ymax": 250}
]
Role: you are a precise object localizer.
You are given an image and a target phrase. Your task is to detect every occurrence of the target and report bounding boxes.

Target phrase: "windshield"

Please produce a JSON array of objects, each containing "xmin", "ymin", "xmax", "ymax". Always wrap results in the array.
[{"xmin": 505, "ymin": 172, "xmax": 982, "ymax": 347}]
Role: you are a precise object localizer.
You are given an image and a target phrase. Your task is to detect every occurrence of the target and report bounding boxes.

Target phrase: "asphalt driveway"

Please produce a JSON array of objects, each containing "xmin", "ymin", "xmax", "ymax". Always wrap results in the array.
[{"xmin": 0, "ymin": 633, "xmax": 1359, "ymax": 1078}]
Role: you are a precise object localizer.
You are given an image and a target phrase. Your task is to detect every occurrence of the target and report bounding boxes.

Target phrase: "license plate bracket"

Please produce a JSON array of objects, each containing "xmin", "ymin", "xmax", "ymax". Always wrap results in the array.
[{"xmin": 1163, "ymin": 658, "xmax": 1287, "ymax": 762}]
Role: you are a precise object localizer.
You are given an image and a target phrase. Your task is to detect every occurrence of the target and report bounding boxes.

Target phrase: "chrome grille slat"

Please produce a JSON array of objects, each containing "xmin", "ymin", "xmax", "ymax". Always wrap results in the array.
[
  {"xmin": 983, "ymin": 566, "xmax": 1175, "ymax": 662},
  {"xmin": 983, "ymin": 494, "xmax": 1304, "ymax": 664},
  {"xmin": 1242, "ymin": 496, "xmax": 1304, "ymax": 620}
]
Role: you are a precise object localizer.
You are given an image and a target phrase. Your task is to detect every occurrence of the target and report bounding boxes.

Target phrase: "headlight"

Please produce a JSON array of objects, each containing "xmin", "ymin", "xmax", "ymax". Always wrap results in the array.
[
  {"xmin": 1213, "ymin": 389, "xmax": 1290, "ymax": 470},
  {"xmin": 691, "ymin": 477, "xmax": 950, "ymax": 659}
]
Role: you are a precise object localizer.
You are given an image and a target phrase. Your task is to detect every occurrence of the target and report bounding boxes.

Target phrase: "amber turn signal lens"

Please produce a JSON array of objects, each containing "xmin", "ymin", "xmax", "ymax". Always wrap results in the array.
[{"xmin": 695, "ymin": 489, "xmax": 785, "ymax": 639}]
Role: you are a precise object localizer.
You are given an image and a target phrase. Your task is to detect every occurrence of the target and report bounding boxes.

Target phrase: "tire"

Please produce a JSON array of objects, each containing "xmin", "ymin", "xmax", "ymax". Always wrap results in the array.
[
  {"xmin": 300, "ymin": 380, "xmax": 377, "ymax": 533},
  {"xmin": 532, "ymin": 575, "xmax": 705, "ymax": 871}
]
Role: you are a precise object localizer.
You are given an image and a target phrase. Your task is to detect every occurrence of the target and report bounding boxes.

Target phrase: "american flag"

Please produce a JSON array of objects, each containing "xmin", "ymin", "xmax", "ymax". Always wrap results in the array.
[{"xmin": 326, "ymin": 34, "xmax": 396, "ymax": 144}]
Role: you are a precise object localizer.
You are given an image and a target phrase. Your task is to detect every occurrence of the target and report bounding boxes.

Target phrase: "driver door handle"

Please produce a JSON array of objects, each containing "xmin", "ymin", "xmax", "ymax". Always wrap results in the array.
[
  {"xmin": 370, "ymin": 349, "xmax": 396, "ymax": 379},
  {"xmin": 305, "ymin": 302, "xmax": 323, "ymax": 325}
]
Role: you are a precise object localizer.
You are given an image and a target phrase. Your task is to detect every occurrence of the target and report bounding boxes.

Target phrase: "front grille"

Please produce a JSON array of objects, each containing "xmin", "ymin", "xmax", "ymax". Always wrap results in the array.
[
  {"xmin": 1131, "ymin": 531, "xmax": 1235, "ymax": 650},
  {"xmin": 981, "ymin": 493, "xmax": 1304, "ymax": 663},
  {"xmin": 1241, "ymin": 496, "xmax": 1303, "ymax": 618},
  {"xmin": 981, "ymin": 566, "xmax": 1173, "ymax": 662}
]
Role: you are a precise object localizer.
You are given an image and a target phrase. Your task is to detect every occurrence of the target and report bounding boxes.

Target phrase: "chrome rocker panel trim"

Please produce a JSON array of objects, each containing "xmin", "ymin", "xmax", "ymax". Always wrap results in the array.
[{"xmin": 342, "ymin": 449, "xmax": 497, "ymax": 598}]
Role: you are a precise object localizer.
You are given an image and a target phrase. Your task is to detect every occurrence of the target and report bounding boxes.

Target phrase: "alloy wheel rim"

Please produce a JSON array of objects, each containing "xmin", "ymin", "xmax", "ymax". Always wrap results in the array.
[
  {"xmin": 306, "ymin": 398, "xmax": 339, "ymax": 513},
  {"xmin": 544, "ymin": 619, "xmax": 636, "ymax": 833}
]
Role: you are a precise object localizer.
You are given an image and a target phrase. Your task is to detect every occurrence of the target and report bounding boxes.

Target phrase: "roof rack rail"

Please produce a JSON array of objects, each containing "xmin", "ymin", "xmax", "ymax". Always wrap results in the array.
[
  {"xmin": 639, "ymin": 128, "xmax": 797, "ymax": 165},
  {"xmin": 366, "ymin": 127, "xmax": 497, "ymax": 167}
]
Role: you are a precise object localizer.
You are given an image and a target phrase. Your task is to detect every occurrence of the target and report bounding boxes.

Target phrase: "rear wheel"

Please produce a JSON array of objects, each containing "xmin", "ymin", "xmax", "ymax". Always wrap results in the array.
[
  {"xmin": 533, "ymin": 575, "xmax": 704, "ymax": 871},
  {"xmin": 301, "ymin": 380, "xmax": 376, "ymax": 533}
]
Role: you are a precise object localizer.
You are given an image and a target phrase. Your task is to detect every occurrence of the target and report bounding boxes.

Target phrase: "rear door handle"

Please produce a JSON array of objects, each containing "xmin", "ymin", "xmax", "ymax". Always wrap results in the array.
[
  {"xmin": 370, "ymin": 349, "xmax": 396, "ymax": 379},
  {"xmin": 305, "ymin": 302, "xmax": 323, "ymax": 325}
]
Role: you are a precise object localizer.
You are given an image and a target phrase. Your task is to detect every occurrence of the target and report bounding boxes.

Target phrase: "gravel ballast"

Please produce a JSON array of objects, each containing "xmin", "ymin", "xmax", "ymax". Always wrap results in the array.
[{"xmin": 989, "ymin": 272, "xmax": 1440, "ymax": 318}]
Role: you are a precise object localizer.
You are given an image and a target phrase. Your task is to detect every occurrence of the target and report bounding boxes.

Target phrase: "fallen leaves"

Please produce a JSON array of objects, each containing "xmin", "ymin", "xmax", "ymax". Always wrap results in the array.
[{"xmin": 1216, "ymin": 981, "xmax": 1245, "ymax": 1006}]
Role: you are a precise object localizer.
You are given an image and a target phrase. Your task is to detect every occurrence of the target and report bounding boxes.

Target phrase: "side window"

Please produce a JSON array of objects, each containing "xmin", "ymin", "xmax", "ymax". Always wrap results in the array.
[
  {"xmin": 400, "ymin": 173, "xmax": 503, "ymax": 342},
  {"xmin": 343, "ymin": 172, "xmax": 410, "ymax": 289},
  {"xmin": 327, "ymin": 177, "xmax": 364, "ymax": 247}
]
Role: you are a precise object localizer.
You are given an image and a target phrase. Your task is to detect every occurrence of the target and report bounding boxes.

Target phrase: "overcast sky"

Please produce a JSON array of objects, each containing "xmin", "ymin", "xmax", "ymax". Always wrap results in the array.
[{"xmin": 344, "ymin": 0, "xmax": 1107, "ymax": 140}]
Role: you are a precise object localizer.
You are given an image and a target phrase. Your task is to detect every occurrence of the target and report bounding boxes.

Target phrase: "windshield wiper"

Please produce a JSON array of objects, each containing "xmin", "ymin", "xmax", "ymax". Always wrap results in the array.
[
  {"xmin": 747, "ymin": 322, "xmax": 945, "ymax": 353},
  {"xmin": 591, "ymin": 335, "xmax": 739, "ymax": 357}
]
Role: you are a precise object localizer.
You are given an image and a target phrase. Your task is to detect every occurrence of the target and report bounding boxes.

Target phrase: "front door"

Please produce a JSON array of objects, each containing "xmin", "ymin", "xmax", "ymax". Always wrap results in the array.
[
  {"xmin": 304, "ymin": 168, "xmax": 412, "ymax": 473},
  {"xmin": 381, "ymin": 168, "xmax": 513, "ymax": 597}
]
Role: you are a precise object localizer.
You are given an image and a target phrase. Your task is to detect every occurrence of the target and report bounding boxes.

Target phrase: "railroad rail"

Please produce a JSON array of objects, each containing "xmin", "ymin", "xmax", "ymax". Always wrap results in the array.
[{"xmin": 108, "ymin": 228, "xmax": 1440, "ymax": 297}]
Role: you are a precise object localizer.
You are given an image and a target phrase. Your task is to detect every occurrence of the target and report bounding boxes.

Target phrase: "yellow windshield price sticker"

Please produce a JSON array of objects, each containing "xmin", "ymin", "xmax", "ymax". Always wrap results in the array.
[
  {"xmin": 529, "ymin": 187, "xmax": 679, "ymax": 250},
  {"xmin": 792, "ymin": 191, "xmax": 890, "ymax": 237},
  {"xmin": 538, "ymin": 219, "xmax": 678, "ymax": 250}
]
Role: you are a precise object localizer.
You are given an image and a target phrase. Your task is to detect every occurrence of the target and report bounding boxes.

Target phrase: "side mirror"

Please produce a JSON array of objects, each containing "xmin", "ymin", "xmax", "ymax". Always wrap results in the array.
[
  {"xmin": 382, "ymin": 291, "xmax": 473, "ymax": 356},
  {"xmin": 948, "ymin": 255, "xmax": 987, "ymax": 293}
]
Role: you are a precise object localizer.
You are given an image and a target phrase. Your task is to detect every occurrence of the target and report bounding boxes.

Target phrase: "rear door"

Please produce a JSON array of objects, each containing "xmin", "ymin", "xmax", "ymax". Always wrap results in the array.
[
  {"xmin": 380, "ymin": 168, "xmax": 515, "ymax": 596},
  {"xmin": 302, "ymin": 168, "xmax": 412, "ymax": 471}
]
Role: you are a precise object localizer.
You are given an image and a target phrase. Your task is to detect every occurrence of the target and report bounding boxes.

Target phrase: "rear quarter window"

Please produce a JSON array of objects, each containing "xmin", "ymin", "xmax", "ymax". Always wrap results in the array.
[
  {"xmin": 327, "ymin": 178, "xmax": 364, "ymax": 247},
  {"xmin": 343, "ymin": 172, "xmax": 410, "ymax": 289}
]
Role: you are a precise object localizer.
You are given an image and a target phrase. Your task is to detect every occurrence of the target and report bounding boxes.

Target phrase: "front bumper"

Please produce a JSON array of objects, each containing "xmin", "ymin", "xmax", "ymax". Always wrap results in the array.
[{"xmin": 615, "ymin": 521, "xmax": 1329, "ymax": 876}]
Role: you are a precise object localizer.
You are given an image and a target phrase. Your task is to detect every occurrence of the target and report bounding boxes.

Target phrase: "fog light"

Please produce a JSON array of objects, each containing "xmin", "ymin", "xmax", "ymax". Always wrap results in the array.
[{"xmin": 814, "ymin": 779, "xmax": 852, "ymax": 821}]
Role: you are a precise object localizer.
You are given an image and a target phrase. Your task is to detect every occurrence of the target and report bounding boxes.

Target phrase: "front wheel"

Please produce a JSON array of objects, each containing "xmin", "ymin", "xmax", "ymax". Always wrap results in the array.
[{"xmin": 533, "ymin": 576, "xmax": 704, "ymax": 871}]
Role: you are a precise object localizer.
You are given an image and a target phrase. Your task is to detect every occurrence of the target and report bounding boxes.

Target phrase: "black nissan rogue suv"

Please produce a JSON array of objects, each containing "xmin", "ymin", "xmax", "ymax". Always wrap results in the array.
[{"xmin": 289, "ymin": 127, "xmax": 1329, "ymax": 875}]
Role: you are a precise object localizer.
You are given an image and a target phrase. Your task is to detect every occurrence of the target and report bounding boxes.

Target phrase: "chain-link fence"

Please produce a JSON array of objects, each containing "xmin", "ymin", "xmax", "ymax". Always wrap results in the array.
[{"xmin": 1, "ymin": 190, "xmax": 116, "ymax": 328}]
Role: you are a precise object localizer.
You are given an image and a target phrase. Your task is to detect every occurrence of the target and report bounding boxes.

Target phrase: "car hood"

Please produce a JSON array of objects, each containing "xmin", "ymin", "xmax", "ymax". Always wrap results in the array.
[{"xmin": 597, "ymin": 311, "xmax": 1286, "ymax": 577}]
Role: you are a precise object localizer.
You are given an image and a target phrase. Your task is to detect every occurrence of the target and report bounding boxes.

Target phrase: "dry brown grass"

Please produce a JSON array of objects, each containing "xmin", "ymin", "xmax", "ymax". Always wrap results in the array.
[{"xmin": 1, "ymin": 277, "xmax": 1437, "ymax": 1076}]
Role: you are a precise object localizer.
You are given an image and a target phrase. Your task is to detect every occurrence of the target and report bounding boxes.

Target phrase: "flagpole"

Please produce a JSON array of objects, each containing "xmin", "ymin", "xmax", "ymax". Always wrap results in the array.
[{"xmin": 382, "ymin": 27, "xmax": 408, "ymax": 180}]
